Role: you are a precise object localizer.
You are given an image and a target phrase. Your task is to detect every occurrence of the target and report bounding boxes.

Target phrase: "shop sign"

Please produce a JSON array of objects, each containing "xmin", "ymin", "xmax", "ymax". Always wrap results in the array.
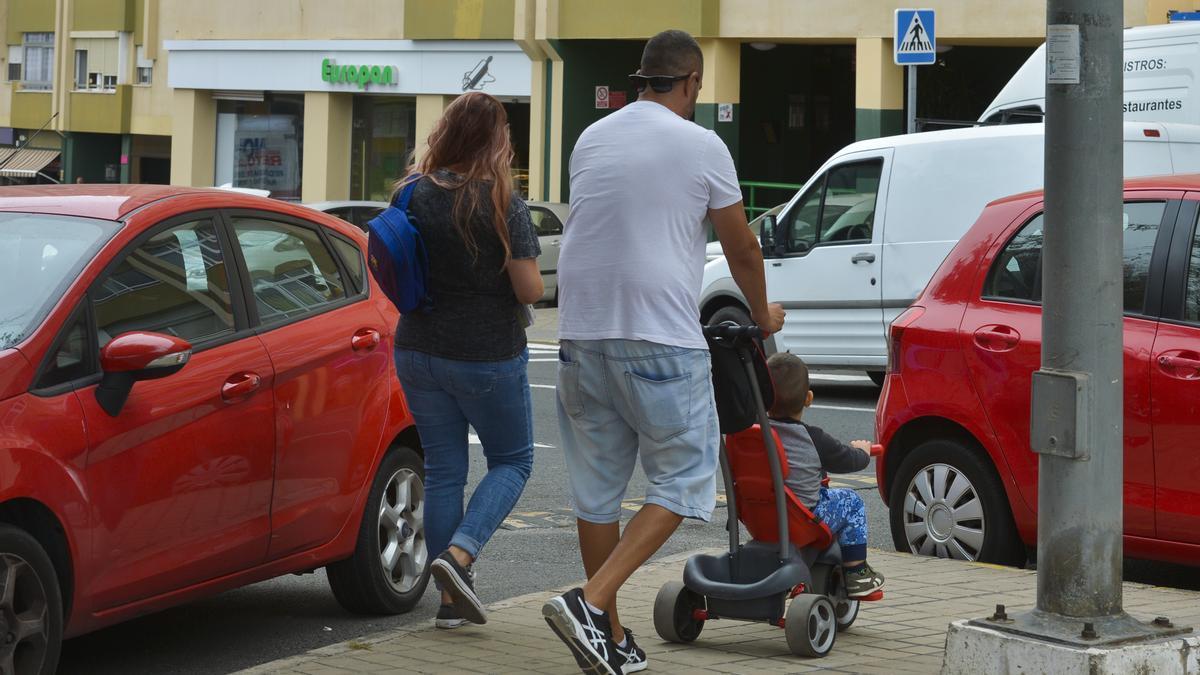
[{"xmin": 322, "ymin": 58, "xmax": 397, "ymax": 90}]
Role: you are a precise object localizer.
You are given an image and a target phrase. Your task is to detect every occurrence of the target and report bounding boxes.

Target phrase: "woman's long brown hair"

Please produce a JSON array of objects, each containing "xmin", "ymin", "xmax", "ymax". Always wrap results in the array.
[{"xmin": 395, "ymin": 92, "xmax": 515, "ymax": 266}]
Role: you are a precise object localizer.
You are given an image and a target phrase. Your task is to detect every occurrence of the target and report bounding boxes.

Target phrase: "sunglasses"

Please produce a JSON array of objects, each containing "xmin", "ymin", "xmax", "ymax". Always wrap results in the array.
[{"xmin": 629, "ymin": 73, "xmax": 692, "ymax": 93}]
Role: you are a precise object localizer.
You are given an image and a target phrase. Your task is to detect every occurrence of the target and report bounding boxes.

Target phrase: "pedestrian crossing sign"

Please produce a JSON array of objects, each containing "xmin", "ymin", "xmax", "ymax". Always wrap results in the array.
[{"xmin": 894, "ymin": 9, "xmax": 936, "ymax": 65}]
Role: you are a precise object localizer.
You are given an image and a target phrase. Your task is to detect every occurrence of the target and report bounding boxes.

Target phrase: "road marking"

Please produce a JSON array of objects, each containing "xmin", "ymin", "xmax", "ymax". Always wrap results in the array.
[
  {"xmin": 811, "ymin": 374, "xmax": 873, "ymax": 383},
  {"xmin": 531, "ymin": 383, "xmax": 556, "ymax": 390},
  {"xmin": 811, "ymin": 404, "xmax": 877, "ymax": 413},
  {"xmin": 530, "ymin": 358, "xmax": 558, "ymax": 363},
  {"xmin": 501, "ymin": 475, "xmax": 879, "ymax": 530},
  {"xmin": 468, "ymin": 433, "xmax": 553, "ymax": 449}
]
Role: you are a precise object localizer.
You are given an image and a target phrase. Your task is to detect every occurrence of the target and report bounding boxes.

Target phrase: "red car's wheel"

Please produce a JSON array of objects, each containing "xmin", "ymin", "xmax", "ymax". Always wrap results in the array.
[{"xmin": 0, "ymin": 524, "xmax": 62, "ymax": 675}]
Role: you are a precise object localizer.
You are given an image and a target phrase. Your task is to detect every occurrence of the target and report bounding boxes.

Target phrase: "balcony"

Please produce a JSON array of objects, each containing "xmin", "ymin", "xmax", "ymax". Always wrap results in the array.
[{"xmin": 68, "ymin": 85, "xmax": 132, "ymax": 134}]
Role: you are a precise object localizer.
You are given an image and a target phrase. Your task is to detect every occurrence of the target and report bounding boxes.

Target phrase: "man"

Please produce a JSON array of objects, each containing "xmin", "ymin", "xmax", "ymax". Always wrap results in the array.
[{"xmin": 543, "ymin": 29, "xmax": 785, "ymax": 675}]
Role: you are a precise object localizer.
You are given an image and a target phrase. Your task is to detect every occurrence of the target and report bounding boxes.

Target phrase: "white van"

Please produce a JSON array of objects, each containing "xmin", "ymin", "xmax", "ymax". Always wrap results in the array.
[
  {"xmin": 981, "ymin": 22, "xmax": 1200, "ymax": 124},
  {"xmin": 698, "ymin": 122, "xmax": 1200, "ymax": 383}
]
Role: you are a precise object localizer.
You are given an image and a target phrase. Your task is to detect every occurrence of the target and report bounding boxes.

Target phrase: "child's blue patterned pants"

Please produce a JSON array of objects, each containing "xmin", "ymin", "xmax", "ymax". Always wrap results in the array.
[{"xmin": 812, "ymin": 486, "xmax": 868, "ymax": 547}]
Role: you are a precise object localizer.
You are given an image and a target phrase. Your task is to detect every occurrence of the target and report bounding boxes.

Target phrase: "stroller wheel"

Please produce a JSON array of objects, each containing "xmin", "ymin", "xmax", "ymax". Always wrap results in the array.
[
  {"xmin": 810, "ymin": 564, "xmax": 860, "ymax": 631},
  {"xmin": 786, "ymin": 594, "xmax": 837, "ymax": 657},
  {"xmin": 653, "ymin": 581, "xmax": 705, "ymax": 643}
]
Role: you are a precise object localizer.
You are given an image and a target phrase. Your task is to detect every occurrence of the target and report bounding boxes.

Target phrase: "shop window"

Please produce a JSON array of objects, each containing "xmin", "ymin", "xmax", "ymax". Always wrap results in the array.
[
  {"xmin": 350, "ymin": 96, "xmax": 416, "ymax": 201},
  {"xmin": 215, "ymin": 94, "xmax": 304, "ymax": 201},
  {"xmin": 22, "ymin": 33, "xmax": 54, "ymax": 90}
]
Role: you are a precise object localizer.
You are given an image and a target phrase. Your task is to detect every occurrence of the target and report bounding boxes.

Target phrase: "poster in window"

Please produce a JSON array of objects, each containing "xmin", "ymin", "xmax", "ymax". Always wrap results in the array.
[{"xmin": 234, "ymin": 115, "xmax": 301, "ymax": 201}]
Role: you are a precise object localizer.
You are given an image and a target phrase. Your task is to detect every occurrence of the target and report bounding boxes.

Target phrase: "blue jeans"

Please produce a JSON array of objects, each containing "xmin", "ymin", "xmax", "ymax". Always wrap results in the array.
[{"xmin": 394, "ymin": 348, "xmax": 534, "ymax": 562}]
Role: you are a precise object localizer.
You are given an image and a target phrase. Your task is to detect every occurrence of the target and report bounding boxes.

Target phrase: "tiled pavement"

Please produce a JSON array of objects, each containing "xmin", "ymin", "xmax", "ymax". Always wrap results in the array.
[{"xmin": 238, "ymin": 549, "xmax": 1200, "ymax": 674}]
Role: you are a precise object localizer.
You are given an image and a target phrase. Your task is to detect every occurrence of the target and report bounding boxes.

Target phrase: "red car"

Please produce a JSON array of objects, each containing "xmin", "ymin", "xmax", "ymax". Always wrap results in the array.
[
  {"xmin": 876, "ymin": 175, "xmax": 1200, "ymax": 568},
  {"xmin": 0, "ymin": 186, "xmax": 429, "ymax": 674}
]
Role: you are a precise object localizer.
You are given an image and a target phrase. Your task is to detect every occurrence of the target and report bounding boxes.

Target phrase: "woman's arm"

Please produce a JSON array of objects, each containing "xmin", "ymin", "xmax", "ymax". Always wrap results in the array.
[{"xmin": 507, "ymin": 258, "xmax": 544, "ymax": 304}]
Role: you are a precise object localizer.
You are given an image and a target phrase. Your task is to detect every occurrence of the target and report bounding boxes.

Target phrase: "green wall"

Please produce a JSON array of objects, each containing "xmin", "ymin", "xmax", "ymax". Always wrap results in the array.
[
  {"xmin": 555, "ymin": 39, "xmax": 647, "ymax": 202},
  {"xmin": 64, "ymin": 132, "xmax": 123, "ymax": 183},
  {"xmin": 855, "ymin": 109, "xmax": 904, "ymax": 140},
  {"xmin": 7, "ymin": 0, "xmax": 56, "ymax": 44},
  {"xmin": 694, "ymin": 102, "xmax": 739, "ymax": 166}
]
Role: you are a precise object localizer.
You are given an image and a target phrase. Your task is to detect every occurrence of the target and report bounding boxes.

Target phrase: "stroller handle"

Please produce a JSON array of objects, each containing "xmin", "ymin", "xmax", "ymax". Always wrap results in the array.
[{"xmin": 702, "ymin": 322, "xmax": 763, "ymax": 341}]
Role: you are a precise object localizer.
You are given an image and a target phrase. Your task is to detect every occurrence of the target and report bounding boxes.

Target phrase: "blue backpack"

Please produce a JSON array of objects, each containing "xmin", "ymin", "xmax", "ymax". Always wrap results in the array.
[{"xmin": 367, "ymin": 175, "xmax": 433, "ymax": 314}]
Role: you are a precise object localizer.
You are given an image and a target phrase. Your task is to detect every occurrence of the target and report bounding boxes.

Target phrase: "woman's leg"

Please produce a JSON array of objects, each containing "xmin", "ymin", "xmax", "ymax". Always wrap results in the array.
[
  {"xmin": 449, "ymin": 350, "xmax": 535, "ymax": 560},
  {"xmin": 394, "ymin": 349, "xmax": 471, "ymax": 574}
]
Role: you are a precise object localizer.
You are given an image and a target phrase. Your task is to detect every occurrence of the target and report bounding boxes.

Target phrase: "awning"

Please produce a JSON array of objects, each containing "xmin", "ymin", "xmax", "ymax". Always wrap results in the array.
[{"xmin": 0, "ymin": 148, "xmax": 60, "ymax": 178}]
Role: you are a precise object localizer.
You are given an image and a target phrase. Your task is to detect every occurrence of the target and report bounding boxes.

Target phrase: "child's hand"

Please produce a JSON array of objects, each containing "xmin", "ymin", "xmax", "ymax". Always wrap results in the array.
[{"xmin": 850, "ymin": 440, "xmax": 873, "ymax": 456}]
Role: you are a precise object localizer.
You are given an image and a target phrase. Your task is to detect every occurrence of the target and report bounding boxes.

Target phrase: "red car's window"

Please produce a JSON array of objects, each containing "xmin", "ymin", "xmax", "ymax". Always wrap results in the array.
[
  {"xmin": 93, "ymin": 218, "xmax": 235, "ymax": 347},
  {"xmin": 1186, "ymin": 227, "xmax": 1200, "ymax": 323},
  {"xmin": 232, "ymin": 216, "xmax": 347, "ymax": 324},
  {"xmin": 984, "ymin": 201, "xmax": 1167, "ymax": 315}
]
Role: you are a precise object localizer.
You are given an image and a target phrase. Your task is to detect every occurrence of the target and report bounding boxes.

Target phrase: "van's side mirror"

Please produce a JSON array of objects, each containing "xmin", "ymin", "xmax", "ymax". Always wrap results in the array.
[
  {"xmin": 95, "ymin": 331, "xmax": 192, "ymax": 416},
  {"xmin": 759, "ymin": 215, "xmax": 777, "ymax": 257}
]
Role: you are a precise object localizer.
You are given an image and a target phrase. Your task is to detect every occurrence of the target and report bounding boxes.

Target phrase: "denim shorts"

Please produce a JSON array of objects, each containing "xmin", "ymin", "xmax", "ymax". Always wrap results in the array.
[{"xmin": 557, "ymin": 339, "xmax": 719, "ymax": 523}]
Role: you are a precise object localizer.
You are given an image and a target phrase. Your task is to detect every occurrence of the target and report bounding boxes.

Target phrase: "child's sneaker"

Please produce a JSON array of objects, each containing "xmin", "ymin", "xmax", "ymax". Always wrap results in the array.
[
  {"xmin": 435, "ymin": 604, "xmax": 468, "ymax": 629},
  {"xmin": 844, "ymin": 562, "xmax": 885, "ymax": 598},
  {"xmin": 615, "ymin": 629, "xmax": 648, "ymax": 673}
]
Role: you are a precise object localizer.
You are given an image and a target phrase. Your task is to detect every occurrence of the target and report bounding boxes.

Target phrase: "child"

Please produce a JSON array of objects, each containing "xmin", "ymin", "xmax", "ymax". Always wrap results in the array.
[{"xmin": 766, "ymin": 352, "xmax": 885, "ymax": 598}]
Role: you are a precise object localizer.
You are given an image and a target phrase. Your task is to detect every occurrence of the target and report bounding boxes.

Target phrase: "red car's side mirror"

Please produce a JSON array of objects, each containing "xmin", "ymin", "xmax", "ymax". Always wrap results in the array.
[{"xmin": 96, "ymin": 331, "xmax": 192, "ymax": 416}]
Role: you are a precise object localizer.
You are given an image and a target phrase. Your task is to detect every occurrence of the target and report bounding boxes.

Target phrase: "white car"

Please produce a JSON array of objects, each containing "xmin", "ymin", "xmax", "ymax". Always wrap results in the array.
[
  {"xmin": 704, "ymin": 203, "xmax": 785, "ymax": 262},
  {"xmin": 306, "ymin": 201, "xmax": 390, "ymax": 231},
  {"xmin": 526, "ymin": 201, "xmax": 568, "ymax": 304}
]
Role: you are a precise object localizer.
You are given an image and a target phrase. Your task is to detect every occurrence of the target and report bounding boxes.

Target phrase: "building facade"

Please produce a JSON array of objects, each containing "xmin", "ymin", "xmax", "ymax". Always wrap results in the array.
[{"xmin": 0, "ymin": 0, "xmax": 1194, "ymax": 204}]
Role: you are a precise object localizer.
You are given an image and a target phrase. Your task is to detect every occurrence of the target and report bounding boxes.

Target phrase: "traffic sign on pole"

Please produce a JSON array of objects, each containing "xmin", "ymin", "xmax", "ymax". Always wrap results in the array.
[{"xmin": 894, "ymin": 9, "xmax": 936, "ymax": 65}]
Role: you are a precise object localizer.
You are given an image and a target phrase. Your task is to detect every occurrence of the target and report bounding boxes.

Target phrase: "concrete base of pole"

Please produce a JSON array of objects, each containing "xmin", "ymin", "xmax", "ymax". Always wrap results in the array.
[{"xmin": 942, "ymin": 617, "xmax": 1199, "ymax": 674}]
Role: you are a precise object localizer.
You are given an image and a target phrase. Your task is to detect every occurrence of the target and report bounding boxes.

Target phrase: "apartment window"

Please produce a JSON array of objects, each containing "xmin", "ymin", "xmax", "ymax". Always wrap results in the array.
[
  {"xmin": 22, "ymin": 33, "xmax": 54, "ymax": 90},
  {"xmin": 73, "ymin": 38, "xmax": 118, "ymax": 92},
  {"xmin": 6, "ymin": 46, "xmax": 21, "ymax": 82},
  {"xmin": 135, "ymin": 45, "xmax": 152, "ymax": 85}
]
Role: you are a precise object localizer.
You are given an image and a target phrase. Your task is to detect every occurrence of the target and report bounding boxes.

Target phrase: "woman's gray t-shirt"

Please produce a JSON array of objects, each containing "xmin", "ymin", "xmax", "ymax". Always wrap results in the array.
[{"xmin": 394, "ymin": 171, "xmax": 541, "ymax": 361}]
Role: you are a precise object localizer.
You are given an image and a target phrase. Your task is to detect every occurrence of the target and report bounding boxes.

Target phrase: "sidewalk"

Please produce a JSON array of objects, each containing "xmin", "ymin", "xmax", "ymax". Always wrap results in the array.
[{"xmin": 238, "ymin": 549, "xmax": 1200, "ymax": 674}]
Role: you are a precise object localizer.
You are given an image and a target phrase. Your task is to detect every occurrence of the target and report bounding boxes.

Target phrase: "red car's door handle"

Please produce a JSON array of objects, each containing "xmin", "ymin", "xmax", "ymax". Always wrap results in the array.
[
  {"xmin": 1157, "ymin": 352, "xmax": 1200, "ymax": 380},
  {"xmin": 351, "ymin": 328, "xmax": 381, "ymax": 352},
  {"xmin": 221, "ymin": 372, "xmax": 262, "ymax": 402},
  {"xmin": 973, "ymin": 325, "xmax": 1020, "ymax": 352}
]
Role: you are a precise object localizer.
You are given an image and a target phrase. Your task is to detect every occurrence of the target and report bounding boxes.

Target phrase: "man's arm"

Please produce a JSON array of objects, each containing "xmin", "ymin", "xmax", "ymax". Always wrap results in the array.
[{"xmin": 709, "ymin": 201, "xmax": 784, "ymax": 335}]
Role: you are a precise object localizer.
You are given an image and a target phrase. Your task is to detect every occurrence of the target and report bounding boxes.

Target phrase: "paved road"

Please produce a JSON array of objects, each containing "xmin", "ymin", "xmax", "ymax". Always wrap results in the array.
[{"xmin": 57, "ymin": 323, "xmax": 1198, "ymax": 674}]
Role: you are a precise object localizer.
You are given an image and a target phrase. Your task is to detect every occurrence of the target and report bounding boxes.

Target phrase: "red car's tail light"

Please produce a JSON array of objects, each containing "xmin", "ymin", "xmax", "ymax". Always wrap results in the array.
[{"xmin": 887, "ymin": 306, "xmax": 926, "ymax": 374}]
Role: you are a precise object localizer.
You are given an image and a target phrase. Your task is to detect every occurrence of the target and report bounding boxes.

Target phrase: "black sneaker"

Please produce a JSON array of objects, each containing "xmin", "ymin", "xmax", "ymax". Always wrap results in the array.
[
  {"xmin": 431, "ymin": 551, "xmax": 486, "ymax": 624},
  {"xmin": 435, "ymin": 604, "xmax": 467, "ymax": 630},
  {"xmin": 542, "ymin": 588, "xmax": 624, "ymax": 675},
  {"xmin": 615, "ymin": 629, "xmax": 648, "ymax": 674}
]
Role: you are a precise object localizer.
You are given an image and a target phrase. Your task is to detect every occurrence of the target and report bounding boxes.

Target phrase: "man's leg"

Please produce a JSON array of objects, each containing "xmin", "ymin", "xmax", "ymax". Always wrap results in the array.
[
  {"xmin": 577, "ymin": 520, "xmax": 622, "ymax": 638},
  {"xmin": 581, "ymin": 505, "xmax": 683, "ymax": 614}
]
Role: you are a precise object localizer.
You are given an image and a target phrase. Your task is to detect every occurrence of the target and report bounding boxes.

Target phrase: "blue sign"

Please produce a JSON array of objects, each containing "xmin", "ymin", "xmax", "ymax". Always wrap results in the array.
[{"xmin": 895, "ymin": 9, "xmax": 936, "ymax": 65}]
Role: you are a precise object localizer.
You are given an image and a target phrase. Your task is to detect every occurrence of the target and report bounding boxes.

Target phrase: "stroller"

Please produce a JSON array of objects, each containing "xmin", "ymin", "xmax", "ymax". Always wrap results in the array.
[{"xmin": 652, "ymin": 323, "xmax": 883, "ymax": 657}]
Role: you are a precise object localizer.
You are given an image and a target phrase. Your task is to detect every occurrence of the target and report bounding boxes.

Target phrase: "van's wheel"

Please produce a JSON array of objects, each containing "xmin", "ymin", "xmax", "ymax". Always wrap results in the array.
[
  {"xmin": 707, "ymin": 304, "xmax": 751, "ymax": 327},
  {"xmin": 328, "ymin": 445, "xmax": 431, "ymax": 614},
  {"xmin": 867, "ymin": 371, "xmax": 886, "ymax": 387},
  {"xmin": 653, "ymin": 581, "xmax": 705, "ymax": 643},
  {"xmin": 0, "ymin": 525, "xmax": 62, "ymax": 675},
  {"xmin": 786, "ymin": 594, "xmax": 836, "ymax": 657},
  {"xmin": 889, "ymin": 439, "xmax": 1025, "ymax": 566},
  {"xmin": 810, "ymin": 564, "xmax": 859, "ymax": 631}
]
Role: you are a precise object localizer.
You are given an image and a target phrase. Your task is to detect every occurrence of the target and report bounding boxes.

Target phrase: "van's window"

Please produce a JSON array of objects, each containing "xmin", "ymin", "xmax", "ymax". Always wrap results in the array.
[
  {"xmin": 984, "ymin": 201, "xmax": 1167, "ymax": 314},
  {"xmin": 780, "ymin": 159, "xmax": 882, "ymax": 254},
  {"xmin": 982, "ymin": 105, "xmax": 1044, "ymax": 126}
]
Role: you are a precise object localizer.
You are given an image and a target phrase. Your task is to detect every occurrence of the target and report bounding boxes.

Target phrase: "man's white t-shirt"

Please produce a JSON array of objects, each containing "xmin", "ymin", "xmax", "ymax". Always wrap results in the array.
[{"xmin": 557, "ymin": 101, "xmax": 743, "ymax": 350}]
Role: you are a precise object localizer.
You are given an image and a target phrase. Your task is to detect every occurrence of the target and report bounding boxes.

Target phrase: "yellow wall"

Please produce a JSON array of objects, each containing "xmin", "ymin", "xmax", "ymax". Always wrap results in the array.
[
  {"xmin": 68, "ymin": 85, "xmax": 132, "ymax": 132},
  {"xmin": 169, "ymin": 88, "xmax": 214, "ymax": 186},
  {"xmin": 7, "ymin": 0, "xmax": 55, "ymax": 44},
  {"xmin": 73, "ymin": 0, "xmax": 134, "ymax": 32},
  {"xmin": 414, "ymin": 95, "xmax": 451, "ymax": 162},
  {"xmin": 403, "ymin": 0, "xmax": 516, "ymax": 39},
  {"xmin": 301, "ymin": 92, "xmax": 352, "ymax": 202},
  {"xmin": 556, "ymin": 0, "xmax": 718, "ymax": 39},
  {"xmin": 161, "ymin": 0, "xmax": 404, "ymax": 40},
  {"xmin": 11, "ymin": 90, "xmax": 52, "ymax": 128},
  {"xmin": 855, "ymin": 38, "xmax": 902, "ymax": 111},
  {"xmin": 698, "ymin": 38, "xmax": 738, "ymax": 104}
]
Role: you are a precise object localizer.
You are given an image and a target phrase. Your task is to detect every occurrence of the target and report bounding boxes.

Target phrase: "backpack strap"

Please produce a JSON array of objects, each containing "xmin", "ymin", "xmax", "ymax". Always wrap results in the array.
[{"xmin": 395, "ymin": 173, "xmax": 422, "ymax": 210}]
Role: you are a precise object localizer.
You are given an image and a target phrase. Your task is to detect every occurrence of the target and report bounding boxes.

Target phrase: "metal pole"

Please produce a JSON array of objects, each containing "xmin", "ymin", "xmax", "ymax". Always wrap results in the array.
[
  {"xmin": 1037, "ymin": 0, "xmax": 1123, "ymax": 618},
  {"xmin": 906, "ymin": 65, "xmax": 917, "ymax": 133}
]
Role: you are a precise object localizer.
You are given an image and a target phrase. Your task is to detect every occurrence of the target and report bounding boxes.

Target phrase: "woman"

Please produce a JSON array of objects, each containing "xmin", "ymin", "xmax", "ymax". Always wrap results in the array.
[{"xmin": 392, "ymin": 92, "xmax": 543, "ymax": 629}]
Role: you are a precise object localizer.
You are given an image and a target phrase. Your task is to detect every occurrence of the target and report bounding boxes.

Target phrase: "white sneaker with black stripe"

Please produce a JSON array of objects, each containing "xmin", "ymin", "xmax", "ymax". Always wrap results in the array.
[
  {"xmin": 542, "ymin": 588, "xmax": 624, "ymax": 675},
  {"xmin": 615, "ymin": 629, "xmax": 648, "ymax": 673}
]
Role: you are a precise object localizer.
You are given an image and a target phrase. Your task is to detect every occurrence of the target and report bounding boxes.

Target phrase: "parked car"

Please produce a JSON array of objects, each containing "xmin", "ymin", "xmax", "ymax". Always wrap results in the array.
[
  {"xmin": 703, "ymin": 203, "xmax": 785, "ymax": 263},
  {"xmin": 0, "ymin": 185, "xmax": 429, "ymax": 674},
  {"xmin": 526, "ymin": 200, "xmax": 568, "ymax": 304},
  {"xmin": 875, "ymin": 175, "xmax": 1200, "ymax": 568},
  {"xmin": 306, "ymin": 200, "xmax": 389, "ymax": 230},
  {"xmin": 699, "ymin": 121, "xmax": 1200, "ymax": 386}
]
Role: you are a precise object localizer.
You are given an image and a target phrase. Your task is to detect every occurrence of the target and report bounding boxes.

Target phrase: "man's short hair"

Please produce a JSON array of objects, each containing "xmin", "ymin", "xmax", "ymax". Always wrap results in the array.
[
  {"xmin": 640, "ymin": 29, "xmax": 703, "ymax": 76},
  {"xmin": 767, "ymin": 352, "xmax": 810, "ymax": 416}
]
